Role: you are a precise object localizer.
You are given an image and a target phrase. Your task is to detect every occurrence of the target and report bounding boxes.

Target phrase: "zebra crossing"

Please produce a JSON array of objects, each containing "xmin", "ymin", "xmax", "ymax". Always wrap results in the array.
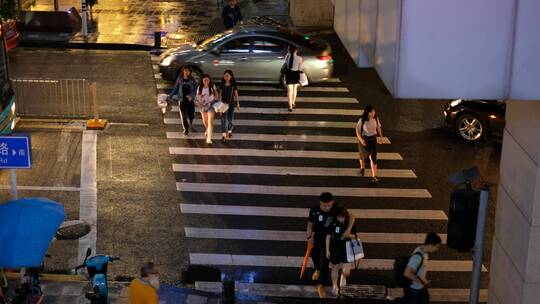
[{"xmin": 151, "ymin": 54, "xmax": 486, "ymax": 302}]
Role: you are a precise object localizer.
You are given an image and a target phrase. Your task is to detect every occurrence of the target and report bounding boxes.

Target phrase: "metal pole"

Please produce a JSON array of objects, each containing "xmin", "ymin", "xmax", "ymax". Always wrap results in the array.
[
  {"xmin": 9, "ymin": 169, "xmax": 17, "ymax": 199},
  {"xmin": 469, "ymin": 188, "xmax": 489, "ymax": 304},
  {"xmin": 54, "ymin": 0, "xmax": 59, "ymax": 11},
  {"xmin": 82, "ymin": 0, "xmax": 88, "ymax": 37}
]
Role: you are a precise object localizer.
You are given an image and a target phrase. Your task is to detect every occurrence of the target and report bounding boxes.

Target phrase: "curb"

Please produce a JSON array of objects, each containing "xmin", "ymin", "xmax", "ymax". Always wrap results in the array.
[
  {"xmin": 6, "ymin": 271, "xmax": 85, "ymax": 282},
  {"xmin": 19, "ymin": 40, "xmax": 155, "ymax": 51}
]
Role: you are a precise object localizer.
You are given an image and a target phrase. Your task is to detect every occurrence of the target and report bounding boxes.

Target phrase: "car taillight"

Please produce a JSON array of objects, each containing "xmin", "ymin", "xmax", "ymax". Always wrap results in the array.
[{"xmin": 317, "ymin": 55, "xmax": 332, "ymax": 61}]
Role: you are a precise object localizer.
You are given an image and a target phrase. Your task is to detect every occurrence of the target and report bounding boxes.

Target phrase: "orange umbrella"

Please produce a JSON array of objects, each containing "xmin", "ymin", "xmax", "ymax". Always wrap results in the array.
[{"xmin": 299, "ymin": 242, "xmax": 314, "ymax": 279}]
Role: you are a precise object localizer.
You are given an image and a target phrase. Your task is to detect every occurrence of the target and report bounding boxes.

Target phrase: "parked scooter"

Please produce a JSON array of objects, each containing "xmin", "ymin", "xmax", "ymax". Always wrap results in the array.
[{"xmin": 75, "ymin": 249, "xmax": 120, "ymax": 304}]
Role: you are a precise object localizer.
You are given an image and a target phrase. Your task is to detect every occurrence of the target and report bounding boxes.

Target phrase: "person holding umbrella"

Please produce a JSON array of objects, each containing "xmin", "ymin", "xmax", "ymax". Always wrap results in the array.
[{"xmin": 306, "ymin": 192, "xmax": 355, "ymax": 298}]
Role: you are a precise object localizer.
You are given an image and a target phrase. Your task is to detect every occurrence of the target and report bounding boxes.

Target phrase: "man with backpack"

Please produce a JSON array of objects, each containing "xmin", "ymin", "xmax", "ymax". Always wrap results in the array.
[{"xmin": 394, "ymin": 232, "xmax": 442, "ymax": 304}]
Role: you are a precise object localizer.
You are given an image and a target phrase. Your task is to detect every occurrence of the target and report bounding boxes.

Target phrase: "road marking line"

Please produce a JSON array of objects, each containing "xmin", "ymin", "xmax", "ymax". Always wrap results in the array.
[
  {"xmin": 176, "ymin": 183, "xmax": 432, "ymax": 198},
  {"xmin": 154, "ymin": 73, "xmax": 162, "ymax": 79},
  {"xmin": 189, "ymin": 253, "xmax": 486, "ymax": 272},
  {"xmin": 173, "ymin": 164, "xmax": 416, "ymax": 178},
  {"xmin": 153, "ymin": 65, "xmax": 159, "ymax": 72},
  {"xmin": 164, "ymin": 118, "xmax": 356, "ymax": 128},
  {"xmin": 0, "ymin": 185, "xmax": 81, "ymax": 191},
  {"xmin": 185, "ymin": 228, "xmax": 446, "ymax": 244},
  {"xmin": 157, "ymin": 83, "xmax": 170, "ymax": 89},
  {"xmin": 78, "ymin": 130, "xmax": 98, "ymax": 264},
  {"xmin": 237, "ymin": 86, "xmax": 349, "ymax": 92},
  {"xmin": 180, "ymin": 204, "xmax": 448, "ymax": 220},
  {"xmin": 235, "ymin": 96, "xmax": 357, "ymax": 103},
  {"xmin": 388, "ymin": 288, "xmax": 488, "ymax": 302},
  {"xmin": 170, "ymin": 106, "xmax": 363, "ymax": 116},
  {"xmin": 170, "ymin": 147, "xmax": 403, "ymax": 160},
  {"xmin": 194, "ymin": 281, "xmax": 488, "ymax": 302},
  {"xmin": 326, "ymin": 78, "xmax": 341, "ymax": 83},
  {"xmin": 167, "ymin": 132, "xmax": 391, "ymax": 144}
]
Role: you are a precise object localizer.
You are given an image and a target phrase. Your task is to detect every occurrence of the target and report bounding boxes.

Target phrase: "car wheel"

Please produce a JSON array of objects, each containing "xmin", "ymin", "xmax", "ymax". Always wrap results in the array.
[{"xmin": 455, "ymin": 114, "xmax": 485, "ymax": 142}]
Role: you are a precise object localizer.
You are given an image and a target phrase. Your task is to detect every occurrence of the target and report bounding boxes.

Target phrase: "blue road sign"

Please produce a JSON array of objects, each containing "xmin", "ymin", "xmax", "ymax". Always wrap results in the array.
[{"xmin": 0, "ymin": 135, "xmax": 32, "ymax": 169}]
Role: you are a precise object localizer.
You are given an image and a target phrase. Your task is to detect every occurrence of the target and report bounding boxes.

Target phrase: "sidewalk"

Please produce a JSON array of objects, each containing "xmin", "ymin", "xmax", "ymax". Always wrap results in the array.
[{"xmin": 19, "ymin": 0, "xmax": 289, "ymax": 48}]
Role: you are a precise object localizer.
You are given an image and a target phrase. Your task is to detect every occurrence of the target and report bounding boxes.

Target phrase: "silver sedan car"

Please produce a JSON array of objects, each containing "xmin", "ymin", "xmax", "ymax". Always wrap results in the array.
[{"xmin": 158, "ymin": 25, "xmax": 334, "ymax": 83}]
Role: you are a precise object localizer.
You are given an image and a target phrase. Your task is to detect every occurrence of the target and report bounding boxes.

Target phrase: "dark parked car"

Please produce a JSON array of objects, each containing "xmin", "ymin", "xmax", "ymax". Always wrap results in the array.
[{"xmin": 444, "ymin": 99, "xmax": 506, "ymax": 142}]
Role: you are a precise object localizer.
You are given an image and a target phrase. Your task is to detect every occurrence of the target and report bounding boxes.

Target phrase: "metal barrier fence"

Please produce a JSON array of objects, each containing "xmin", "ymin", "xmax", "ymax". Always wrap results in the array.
[{"xmin": 11, "ymin": 78, "xmax": 93, "ymax": 118}]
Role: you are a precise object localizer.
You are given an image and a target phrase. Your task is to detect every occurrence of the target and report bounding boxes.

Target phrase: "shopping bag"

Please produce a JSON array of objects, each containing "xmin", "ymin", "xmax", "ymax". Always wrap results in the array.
[
  {"xmin": 213, "ymin": 101, "xmax": 229, "ymax": 113},
  {"xmin": 346, "ymin": 238, "xmax": 364, "ymax": 263},
  {"xmin": 299, "ymin": 72, "xmax": 309, "ymax": 87},
  {"xmin": 157, "ymin": 94, "xmax": 169, "ymax": 108}
]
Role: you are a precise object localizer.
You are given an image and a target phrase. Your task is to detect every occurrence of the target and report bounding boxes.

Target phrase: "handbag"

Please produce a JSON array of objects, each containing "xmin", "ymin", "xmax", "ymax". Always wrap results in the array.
[
  {"xmin": 346, "ymin": 236, "xmax": 364, "ymax": 268},
  {"xmin": 299, "ymin": 71, "xmax": 308, "ymax": 87},
  {"xmin": 213, "ymin": 100, "xmax": 229, "ymax": 113}
]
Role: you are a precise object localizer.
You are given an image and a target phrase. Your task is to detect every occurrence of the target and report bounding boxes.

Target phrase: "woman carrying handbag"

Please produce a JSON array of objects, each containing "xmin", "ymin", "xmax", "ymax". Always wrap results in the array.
[
  {"xmin": 196, "ymin": 74, "xmax": 219, "ymax": 145},
  {"xmin": 217, "ymin": 70, "xmax": 240, "ymax": 143}
]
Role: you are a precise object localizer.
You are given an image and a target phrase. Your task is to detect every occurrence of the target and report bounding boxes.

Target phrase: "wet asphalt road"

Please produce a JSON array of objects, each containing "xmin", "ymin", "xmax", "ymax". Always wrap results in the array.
[{"xmin": 5, "ymin": 31, "xmax": 501, "ymax": 302}]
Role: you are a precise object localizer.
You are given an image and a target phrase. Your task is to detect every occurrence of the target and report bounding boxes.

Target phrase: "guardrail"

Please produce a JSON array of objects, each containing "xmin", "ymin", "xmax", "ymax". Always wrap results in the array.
[{"xmin": 11, "ymin": 78, "xmax": 93, "ymax": 119}]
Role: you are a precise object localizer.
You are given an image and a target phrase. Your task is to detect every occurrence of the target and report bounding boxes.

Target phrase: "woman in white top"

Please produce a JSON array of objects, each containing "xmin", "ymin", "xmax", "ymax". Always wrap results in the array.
[
  {"xmin": 284, "ymin": 45, "xmax": 303, "ymax": 112},
  {"xmin": 355, "ymin": 105, "xmax": 383, "ymax": 183},
  {"xmin": 196, "ymin": 74, "xmax": 219, "ymax": 145}
]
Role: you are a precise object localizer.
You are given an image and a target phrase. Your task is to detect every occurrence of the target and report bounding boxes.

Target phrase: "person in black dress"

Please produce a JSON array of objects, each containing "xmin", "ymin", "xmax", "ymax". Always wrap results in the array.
[{"xmin": 326, "ymin": 206, "xmax": 357, "ymax": 296}]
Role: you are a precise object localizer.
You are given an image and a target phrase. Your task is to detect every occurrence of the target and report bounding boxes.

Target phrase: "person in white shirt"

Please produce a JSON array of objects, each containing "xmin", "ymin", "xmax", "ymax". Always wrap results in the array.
[
  {"xmin": 355, "ymin": 105, "xmax": 383, "ymax": 183},
  {"xmin": 196, "ymin": 74, "xmax": 219, "ymax": 145},
  {"xmin": 284, "ymin": 45, "xmax": 303, "ymax": 112}
]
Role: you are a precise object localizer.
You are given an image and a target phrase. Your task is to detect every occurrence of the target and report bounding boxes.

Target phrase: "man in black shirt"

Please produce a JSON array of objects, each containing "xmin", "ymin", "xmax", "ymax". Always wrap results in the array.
[
  {"xmin": 221, "ymin": 0, "xmax": 243, "ymax": 30},
  {"xmin": 306, "ymin": 192, "xmax": 356, "ymax": 298}
]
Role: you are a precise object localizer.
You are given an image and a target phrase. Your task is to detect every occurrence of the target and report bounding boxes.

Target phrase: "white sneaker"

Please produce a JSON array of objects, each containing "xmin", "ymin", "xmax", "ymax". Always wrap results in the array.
[{"xmin": 332, "ymin": 285, "xmax": 339, "ymax": 296}]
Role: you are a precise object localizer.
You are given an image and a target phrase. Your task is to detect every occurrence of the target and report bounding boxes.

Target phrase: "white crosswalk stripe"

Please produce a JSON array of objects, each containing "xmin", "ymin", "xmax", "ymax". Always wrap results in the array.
[
  {"xmin": 173, "ymin": 164, "xmax": 417, "ymax": 178},
  {"xmin": 170, "ymin": 106, "xmax": 363, "ymax": 116},
  {"xmin": 179, "ymin": 204, "xmax": 449, "ymax": 220},
  {"xmin": 176, "ymin": 182, "xmax": 432, "ymax": 198},
  {"xmin": 167, "ymin": 132, "xmax": 391, "ymax": 144},
  {"xmin": 238, "ymin": 96, "xmax": 357, "ymax": 103},
  {"xmin": 189, "ymin": 253, "xmax": 487, "ymax": 272},
  {"xmin": 237, "ymin": 86, "xmax": 350, "ymax": 92},
  {"xmin": 169, "ymin": 147, "xmax": 404, "ymax": 160},
  {"xmin": 185, "ymin": 227, "xmax": 447, "ymax": 244},
  {"xmin": 164, "ymin": 118, "xmax": 356, "ymax": 128}
]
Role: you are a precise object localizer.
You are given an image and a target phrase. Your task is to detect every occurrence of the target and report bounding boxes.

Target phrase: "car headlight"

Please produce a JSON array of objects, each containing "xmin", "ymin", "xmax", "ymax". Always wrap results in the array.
[
  {"xmin": 450, "ymin": 99, "xmax": 462, "ymax": 107},
  {"xmin": 161, "ymin": 56, "xmax": 175, "ymax": 66}
]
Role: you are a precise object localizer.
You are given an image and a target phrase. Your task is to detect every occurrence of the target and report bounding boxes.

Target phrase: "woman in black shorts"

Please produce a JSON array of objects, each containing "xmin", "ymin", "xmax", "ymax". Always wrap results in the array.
[
  {"xmin": 355, "ymin": 105, "xmax": 383, "ymax": 183},
  {"xmin": 326, "ymin": 206, "xmax": 357, "ymax": 296},
  {"xmin": 284, "ymin": 45, "xmax": 303, "ymax": 112}
]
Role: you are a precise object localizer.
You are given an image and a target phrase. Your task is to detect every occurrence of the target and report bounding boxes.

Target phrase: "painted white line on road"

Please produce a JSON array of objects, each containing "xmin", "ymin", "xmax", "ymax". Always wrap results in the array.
[
  {"xmin": 78, "ymin": 130, "xmax": 98, "ymax": 264},
  {"xmin": 0, "ymin": 185, "xmax": 81, "ymax": 191},
  {"xmin": 173, "ymin": 164, "xmax": 416, "ymax": 178},
  {"xmin": 176, "ymin": 183, "xmax": 432, "ymax": 198},
  {"xmin": 195, "ymin": 282, "xmax": 487, "ymax": 302},
  {"xmin": 153, "ymin": 65, "xmax": 159, "ymax": 72},
  {"xmin": 189, "ymin": 253, "xmax": 486, "ymax": 272},
  {"xmin": 164, "ymin": 118, "xmax": 356, "ymax": 128},
  {"xmin": 167, "ymin": 132, "xmax": 391, "ymax": 144},
  {"xmin": 154, "ymin": 73, "xmax": 162, "ymax": 79},
  {"xmin": 185, "ymin": 227, "xmax": 446, "ymax": 244},
  {"xmin": 388, "ymin": 288, "xmax": 488, "ymax": 302},
  {"xmin": 180, "ymin": 204, "xmax": 448, "ymax": 220},
  {"xmin": 170, "ymin": 106, "xmax": 363, "ymax": 116},
  {"xmin": 326, "ymin": 78, "xmax": 341, "ymax": 83},
  {"xmin": 238, "ymin": 96, "xmax": 357, "ymax": 103},
  {"xmin": 170, "ymin": 147, "xmax": 403, "ymax": 160},
  {"xmin": 237, "ymin": 86, "xmax": 349, "ymax": 92}
]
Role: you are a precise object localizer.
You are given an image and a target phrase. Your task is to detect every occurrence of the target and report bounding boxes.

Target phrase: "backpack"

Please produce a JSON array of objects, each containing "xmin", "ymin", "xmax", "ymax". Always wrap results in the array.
[{"xmin": 393, "ymin": 252, "xmax": 424, "ymax": 288}]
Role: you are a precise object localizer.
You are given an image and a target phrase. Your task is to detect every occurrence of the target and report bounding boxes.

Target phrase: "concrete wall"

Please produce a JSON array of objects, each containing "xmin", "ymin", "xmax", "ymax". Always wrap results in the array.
[
  {"xmin": 331, "ymin": 0, "xmax": 540, "ymax": 100},
  {"xmin": 289, "ymin": 0, "xmax": 334, "ymax": 27},
  {"xmin": 489, "ymin": 101, "xmax": 540, "ymax": 304}
]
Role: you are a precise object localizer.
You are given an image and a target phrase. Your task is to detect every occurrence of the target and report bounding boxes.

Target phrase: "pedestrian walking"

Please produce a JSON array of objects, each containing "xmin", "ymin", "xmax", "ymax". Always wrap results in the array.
[
  {"xmin": 306, "ymin": 192, "xmax": 356, "ymax": 299},
  {"xmin": 403, "ymin": 232, "xmax": 442, "ymax": 304},
  {"xmin": 218, "ymin": 70, "xmax": 240, "ymax": 143},
  {"xmin": 130, "ymin": 262, "xmax": 160, "ymax": 304},
  {"xmin": 284, "ymin": 45, "xmax": 303, "ymax": 112},
  {"xmin": 169, "ymin": 66, "xmax": 197, "ymax": 135},
  {"xmin": 221, "ymin": 0, "xmax": 243, "ymax": 30},
  {"xmin": 196, "ymin": 74, "xmax": 219, "ymax": 145},
  {"xmin": 325, "ymin": 206, "xmax": 357, "ymax": 296},
  {"xmin": 356, "ymin": 105, "xmax": 383, "ymax": 183}
]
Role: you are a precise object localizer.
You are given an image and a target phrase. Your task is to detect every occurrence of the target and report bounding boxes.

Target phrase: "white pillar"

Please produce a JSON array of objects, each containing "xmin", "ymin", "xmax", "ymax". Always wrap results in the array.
[{"xmin": 489, "ymin": 101, "xmax": 540, "ymax": 304}]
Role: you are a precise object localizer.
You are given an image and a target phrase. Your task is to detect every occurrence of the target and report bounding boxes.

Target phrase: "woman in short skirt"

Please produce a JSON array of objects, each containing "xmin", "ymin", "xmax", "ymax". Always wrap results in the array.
[
  {"xmin": 326, "ymin": 206, "xmax": 357, "ymax": 296},
  {"xmin": 284, "ymin": 45, "xmax": 303, "ymax": 112}
]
